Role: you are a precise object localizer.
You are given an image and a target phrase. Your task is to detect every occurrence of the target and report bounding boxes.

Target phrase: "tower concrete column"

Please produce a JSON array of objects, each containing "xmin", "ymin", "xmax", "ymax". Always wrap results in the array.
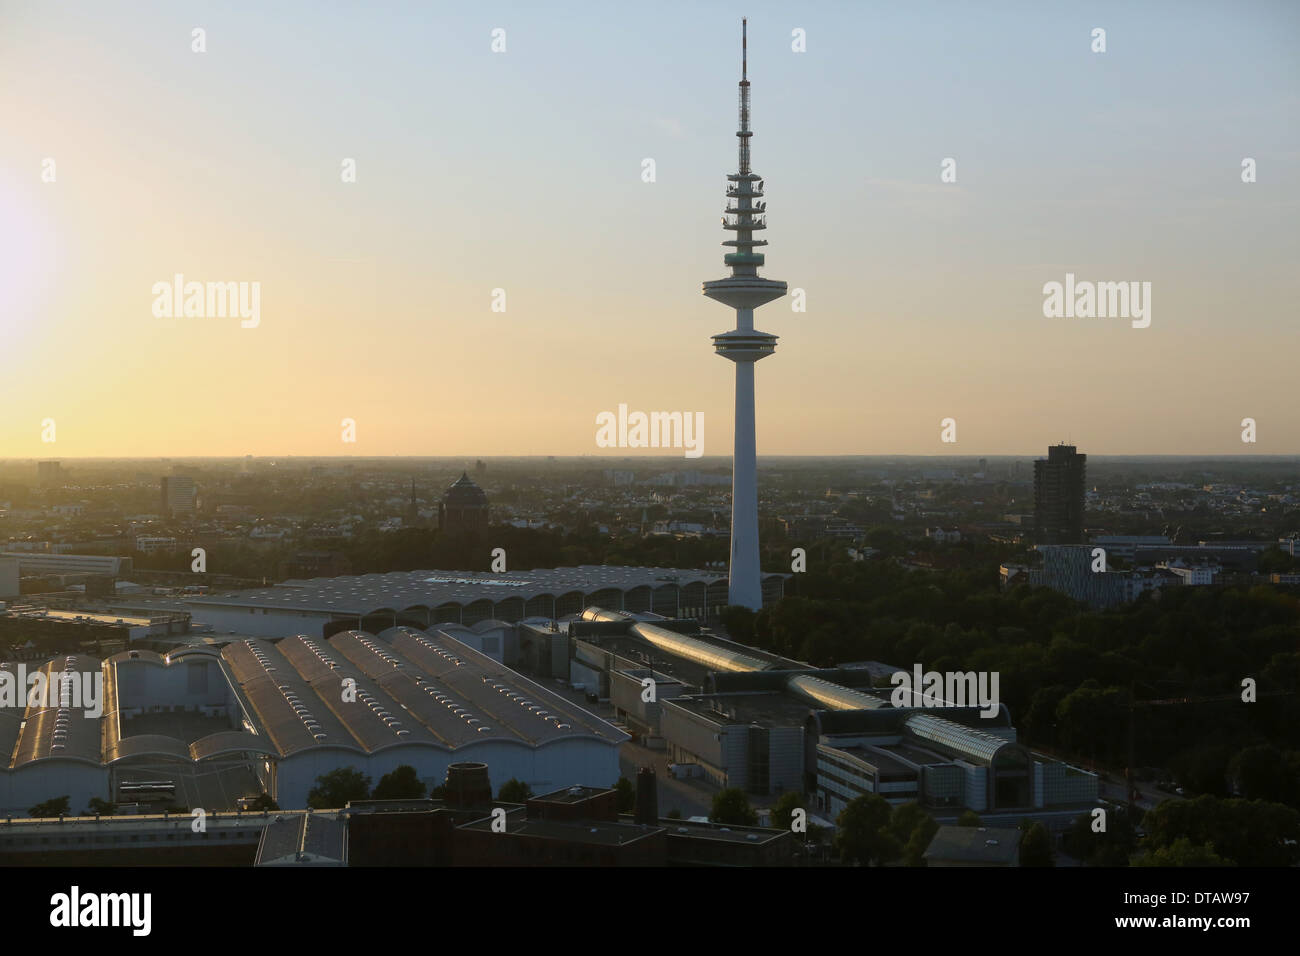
[
  {"xmin": 702, "ymin": 19, "xmax": 786, "ymax": 611},
  {"xmin": 729, "ymin": 360, "xmax": 760, "ymax": 609}
]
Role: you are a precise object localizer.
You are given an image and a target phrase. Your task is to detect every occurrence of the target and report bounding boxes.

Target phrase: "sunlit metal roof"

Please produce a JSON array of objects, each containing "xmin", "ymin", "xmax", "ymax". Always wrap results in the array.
[{"xmin": 904, "ymin": 712, "xmax": 1017, "ymax": 766}]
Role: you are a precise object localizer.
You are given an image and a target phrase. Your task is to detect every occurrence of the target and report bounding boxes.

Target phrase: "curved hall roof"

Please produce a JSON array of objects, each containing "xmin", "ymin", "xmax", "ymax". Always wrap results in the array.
[
  {"xmin": 106, "ymin": 734, "xmax": 192, "ymax": 764},
  {"xmin": 191, "ymin": 730, "xmax": 279, "ymax": 761}
]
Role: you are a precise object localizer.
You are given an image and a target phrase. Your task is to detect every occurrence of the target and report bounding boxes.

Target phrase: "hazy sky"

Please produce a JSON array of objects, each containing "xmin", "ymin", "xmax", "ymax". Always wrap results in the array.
[{"xmin": 2, "ymin": 1, "xmax": 1297, "ymax": 458}]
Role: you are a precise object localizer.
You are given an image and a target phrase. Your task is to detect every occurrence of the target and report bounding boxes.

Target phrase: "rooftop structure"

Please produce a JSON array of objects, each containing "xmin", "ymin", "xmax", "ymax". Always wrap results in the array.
[
  {"xmin": 573, "ymin": 609, "xmax": 1089, "ymax": 813},
  {"xmin": 255, "ymin": 811, "xmax": 348, "ymax": 866},
  {"xmin": 0, "ymin": 552, "xmax": 132, "ymax": 579},
  {"xmin": 0, "ymin": 624, "xmax": 627, "ymax": 813},
  {"xmin": 0, "ymin": 798, "xmax": 796, "ymax": 867},
  {"xmin": 923, "ymin": 825, "xmax": 1022, "ymax": 867}
]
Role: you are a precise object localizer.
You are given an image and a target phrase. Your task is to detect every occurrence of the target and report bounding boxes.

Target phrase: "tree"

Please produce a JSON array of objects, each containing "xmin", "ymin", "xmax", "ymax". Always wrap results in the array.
[
  {"xmin": 1229, "ymin": 744, "xmax": 1299, "ymax": 804},
  {"xmin": 612, "ymin": 776, "xmax": 636, "ymax": 814},
  {"xmin": 307, "ymin": 767, "xmax": 371, "ymax": 809},
  {"xmin": 1055, "ymin": 683, "xmax": 1128, "ymax": 765},
  {"xmin": 28, "ymin": 796, "xmax": 70, "ymax": 818},
  {"xmin": 903, "ymin": 821, "xmax": 938, "ymax": 867},
  {"xmin": 718, "ymin": 605, "xmax": 757, "ymax": 644},
  {"xmin": 666, "ymin": 808, "xmax": 682, "ymax": 820},
  {"xmin": 372, "ymin": 764, "xmax": 427, "ymax": 801},
  {"xmin": 498, "ymin": 778, "xmax": 533, "ymax": 803},
  {"xmin": 1141, "ymin": 794, "xmax": 1300, "ymax": 867},
  {"xmin": 1133, "ymin": 837, "xmax": 1232, "ymax": 867},
  {"xmin": 889, "ymin": 802, "xmax": 939, "ymax": 866},
  {"xmin": 248, "ymin": 793, "xmax": 279, "ymax": 811},
  {"xmin": 1168, "ymin": 742, "xmax": 1232, "ymax": 798},
  {"xmin": 1022, "ymin": 683, "xmax": 1070, "ymax": 745},
  {"xmin": 770, "ymin": 791, "xmax": 805, "ymax": 833},
  {"xmin": 956, "ymin": 810, "xmax": 982, "ymax": 828},
  {"xmin": 85, "ymin": 797, "xmax": 115, "ymax": 816},
  {"xmin": 834, "ymin": 794, "xmax": 900, "ymax": 866},
  {"xmin": 711, "ymin": 788, "xmax": 759, "ymax": 826},
  {"xmin": 888, "ymin": 802, "xmax": 930, "ymax": 843},
  {"xmin": 1062, "ymin": 805, "xmax": 1139, "ymax": 867},
  {"xmin": 1019, "ymin": 822, "xmax": 1054, "ymax": 867},
  {"xmin": 1258, "ymin": 547, "xmax": 1296, "ymax": 575}
]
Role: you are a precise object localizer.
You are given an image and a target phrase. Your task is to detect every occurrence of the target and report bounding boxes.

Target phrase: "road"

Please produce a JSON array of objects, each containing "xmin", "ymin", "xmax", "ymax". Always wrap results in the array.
[
  {"xmin": 618, "ymin": 738, "xmax": 717, "ymax": 819},
  {"xmin": 1097, "ymin": 774, "xmax": 1165, "ymax": 813}
]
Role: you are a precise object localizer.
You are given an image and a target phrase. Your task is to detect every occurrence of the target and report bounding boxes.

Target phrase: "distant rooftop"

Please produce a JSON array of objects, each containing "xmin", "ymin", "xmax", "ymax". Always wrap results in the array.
[
  {"xmin": 0, "ymin": 608, "xmax": 161, "ymax": 627},
  {"xmin": 186, "ymin": 565, "xmax": 779, "ymax": 615}
]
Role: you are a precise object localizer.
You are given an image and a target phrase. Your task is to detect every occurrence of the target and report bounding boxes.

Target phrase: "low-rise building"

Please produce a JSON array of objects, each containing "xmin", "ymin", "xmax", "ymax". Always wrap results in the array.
[{"xmin": 923, "ymin": 825, "xmax": 1021, "ymax": 867}]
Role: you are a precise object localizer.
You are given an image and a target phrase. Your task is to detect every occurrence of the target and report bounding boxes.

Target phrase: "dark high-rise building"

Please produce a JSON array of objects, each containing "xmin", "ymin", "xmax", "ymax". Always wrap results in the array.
[
  {"xmin": 1033, "ymin": 444, "xmax": 1086, "ymax": 544},
  {"xmin": 37, "ymin": 460, "xmax": 63, "ymax": 487},
  {"xmin": 160, "ymin": 475, "xmax": 197, "ymax": 515},
  {"xmin": 438, "ymin": 472, "xmax": 488, "ymax": 536}
]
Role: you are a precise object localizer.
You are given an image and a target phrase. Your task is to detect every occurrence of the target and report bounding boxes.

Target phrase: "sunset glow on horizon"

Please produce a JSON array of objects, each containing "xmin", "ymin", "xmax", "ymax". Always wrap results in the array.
[{"xmin": 2, "ymin": 1, "xmax": 1297, "ymax": 459}]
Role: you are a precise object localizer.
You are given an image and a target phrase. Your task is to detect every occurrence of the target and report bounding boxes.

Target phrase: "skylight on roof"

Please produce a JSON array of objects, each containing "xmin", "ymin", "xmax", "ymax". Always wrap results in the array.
[{"xmin": 422, "ymin": 576, "xmax": 529, "ymax": 587}]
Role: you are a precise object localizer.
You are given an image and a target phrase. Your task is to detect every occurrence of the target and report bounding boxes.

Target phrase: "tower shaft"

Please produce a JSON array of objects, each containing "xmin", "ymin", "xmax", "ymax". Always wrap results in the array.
[
  {"xmin": 729, "ymin": 359, "xmax": 761, "ymax": 609},
  {"xmin": 702, "ymin": 19, "xmax": 786, "ymax": 611}
]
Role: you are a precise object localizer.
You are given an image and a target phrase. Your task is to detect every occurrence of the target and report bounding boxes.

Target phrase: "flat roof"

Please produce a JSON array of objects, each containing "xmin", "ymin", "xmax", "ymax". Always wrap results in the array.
[
  {"xmin": 923, "ymin": 825, "xmax": 1021, "ymax": 864},
  {"xmin": 0, "ymin": 810, "xmax": 308, "ymax": 836},
  {"xmin": 457, "ymin": 816, "xmax": 661, "ymax": 846},
  {"xmin": 659, "ymin": 819, "xmax": 788, "ymax": 845},
  {"xmin": 0, "ymin": 608, "xmax": 156, "ymax": 627},
  {"xmin": 533, "ymin": 785, "xmax": 608, "ymax": 805},
  {"xmin": 877, "ymin": 742, "xmax": 958, "ymax": 768},
  {"xmin": 825, "ymin": 744, "xmax": 917, "ymax": 777},
  {"xmin": 661, "ymin": 692, "xmax": 813, "ymax": 729},
  {"xmin": 345, "ymin": 799, "xmax": 442, "ymax": 814},
  {"xmin": 580, "ymin": 635, "xmax": 710, "ymax": 688}
]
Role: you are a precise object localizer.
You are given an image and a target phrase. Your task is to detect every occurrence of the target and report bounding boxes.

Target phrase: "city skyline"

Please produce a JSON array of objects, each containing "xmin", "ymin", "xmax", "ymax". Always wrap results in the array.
[
  {"xmin": 3, "ymin": 1, "xmax": 1298, "ymax": 459},
  {"xmin": 1, "ymin": 0, "xmax": 1298, "ymax": 900}
]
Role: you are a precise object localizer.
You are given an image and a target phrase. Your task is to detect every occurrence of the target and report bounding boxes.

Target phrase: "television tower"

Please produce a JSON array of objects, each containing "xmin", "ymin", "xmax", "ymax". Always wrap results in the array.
[{"xmin": 703, "ymin": 19, "xmax": 787, "ymax": 611}]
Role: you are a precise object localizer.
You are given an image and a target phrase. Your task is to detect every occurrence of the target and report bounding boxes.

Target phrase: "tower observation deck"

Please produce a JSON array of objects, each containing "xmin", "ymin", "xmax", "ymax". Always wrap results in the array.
[{"xmin": 702, "ymin": 19, "xmax": 787, "ymax": 611}]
